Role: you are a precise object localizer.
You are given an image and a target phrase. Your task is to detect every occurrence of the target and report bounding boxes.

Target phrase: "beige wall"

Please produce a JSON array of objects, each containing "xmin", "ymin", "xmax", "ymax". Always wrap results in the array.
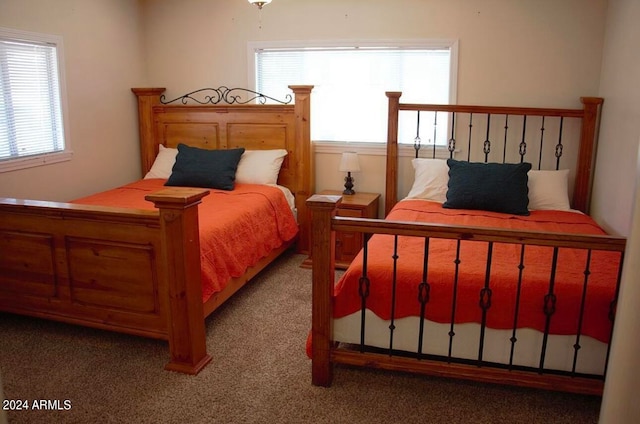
[
  {"xmin": 143, "ymin": 0, "xmax": 606, "ymax": 106},
  {"xmin": 0, "ymin": 0, "xmax": 146, "ymax": 201},
  {"xmin": 141, "ymin": 0, "xmax": 612, "ymax": 223},
  {"xmin": 1, "ymin": 0, "xmax": 617, "ymax": 221}
]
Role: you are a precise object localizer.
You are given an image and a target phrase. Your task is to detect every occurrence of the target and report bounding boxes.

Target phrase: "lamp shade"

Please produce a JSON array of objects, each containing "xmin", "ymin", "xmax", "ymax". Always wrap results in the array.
[{"xmin": 339, "ymin": 152, "xmax": 361, "ymax": 172}]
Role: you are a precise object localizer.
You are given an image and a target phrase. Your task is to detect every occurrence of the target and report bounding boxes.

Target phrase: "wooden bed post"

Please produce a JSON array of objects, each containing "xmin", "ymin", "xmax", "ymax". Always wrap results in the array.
[
  {"xmin": 306, "ymin": 194, "xmax": 340, "ymax": 386},
  {"xmin": 289, "ymin": 85, "xmax": 315, "ymax": 255},
  {"xmin": 132, "ymin": 87, "xmax": 166, "ymax": 177},
  {"xmin": 573, "ymin": 97, "xmax": 604, "ymax": 214},
  {"xmin": 145, "ymin": 187, "xmax": 212, "ymax": 375},
  {"xmin": 385, "ymin": 92, "xmax": 402, "ymax": 216}
]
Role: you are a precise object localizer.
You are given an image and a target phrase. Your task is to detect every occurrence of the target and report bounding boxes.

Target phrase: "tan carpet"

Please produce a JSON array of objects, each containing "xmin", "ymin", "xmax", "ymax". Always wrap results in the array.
[{"xmin": 0, "ymin": 250, "xmax": 600, "ymax": 423}]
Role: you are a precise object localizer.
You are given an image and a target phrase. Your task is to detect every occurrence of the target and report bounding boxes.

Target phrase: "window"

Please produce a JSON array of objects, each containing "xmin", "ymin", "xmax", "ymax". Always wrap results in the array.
[
  {"xmin": 0, "ymin": 27, "xmax": 71, "ymax": 172},
  {"xmin": 249, "ymin": 40, "xmax": 457, "ymax": 147}
]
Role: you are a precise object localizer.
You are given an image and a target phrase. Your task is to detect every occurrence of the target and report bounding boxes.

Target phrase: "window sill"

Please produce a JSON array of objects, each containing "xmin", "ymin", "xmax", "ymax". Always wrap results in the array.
[{"xmin": 0, "ymin": 151, "xmax": 74, "ymax": 173}]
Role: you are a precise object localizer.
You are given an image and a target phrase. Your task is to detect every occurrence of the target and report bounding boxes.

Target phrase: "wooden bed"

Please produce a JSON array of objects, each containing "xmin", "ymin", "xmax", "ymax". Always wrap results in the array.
[
  {"xmin": 307, "ymin": 92, "xmax": 626, "ymax": 395},
  {"xmin": 0, "ymin": 85, "xmax": 313, "ymax": 374}
]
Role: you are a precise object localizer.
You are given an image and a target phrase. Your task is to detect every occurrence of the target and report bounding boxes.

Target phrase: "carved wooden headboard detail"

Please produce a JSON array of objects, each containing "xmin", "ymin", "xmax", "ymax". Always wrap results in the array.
[{"xmin": 132, "ymin": 85, "xmax": 314, "ymax": 253}]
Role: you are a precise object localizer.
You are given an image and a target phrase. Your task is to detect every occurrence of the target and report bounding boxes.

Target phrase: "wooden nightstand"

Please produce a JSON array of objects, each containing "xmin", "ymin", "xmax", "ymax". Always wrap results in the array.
[{"xmin": 303, "ymin": 190, "xmax": 380, "ymax": 270}]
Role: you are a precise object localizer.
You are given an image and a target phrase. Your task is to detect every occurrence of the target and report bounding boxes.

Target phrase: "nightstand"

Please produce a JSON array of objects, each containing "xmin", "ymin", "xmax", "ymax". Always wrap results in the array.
[{"xmin": 303, "ymin": 190, "xmax": 380, "ymax": 270}]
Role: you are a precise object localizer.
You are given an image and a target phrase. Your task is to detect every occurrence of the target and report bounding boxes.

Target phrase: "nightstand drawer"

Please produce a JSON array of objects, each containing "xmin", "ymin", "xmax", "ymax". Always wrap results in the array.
[{"xmin": 337, "ymin": 208, "xmax": 363, "ymax": 218}]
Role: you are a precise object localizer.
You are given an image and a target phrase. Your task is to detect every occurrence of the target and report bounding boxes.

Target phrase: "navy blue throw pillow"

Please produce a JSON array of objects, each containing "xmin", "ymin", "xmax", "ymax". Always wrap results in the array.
[
  {"xmin": 443, "ymin": 159, "xmax": 531, "ymax": 215},
  {"xmin": 165, "ymin": 144, "xmax": 245, "ymax": 190}
]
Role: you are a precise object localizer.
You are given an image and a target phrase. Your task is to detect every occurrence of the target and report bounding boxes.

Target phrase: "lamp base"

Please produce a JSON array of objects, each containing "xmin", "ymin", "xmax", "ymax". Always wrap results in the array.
[{"xmin": 343, "ymin": 173, "xmax": 355, "ymax": 195}]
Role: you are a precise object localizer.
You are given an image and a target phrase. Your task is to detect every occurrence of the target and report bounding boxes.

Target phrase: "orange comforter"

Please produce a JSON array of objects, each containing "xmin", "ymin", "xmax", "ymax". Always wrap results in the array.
[
  {"xmin": 334, "ymin": 200, "xmax": 621, "ymax": 343},
  {"xmin": 73, "ymin": 179, "xmax": 298, "ymax": 303}
]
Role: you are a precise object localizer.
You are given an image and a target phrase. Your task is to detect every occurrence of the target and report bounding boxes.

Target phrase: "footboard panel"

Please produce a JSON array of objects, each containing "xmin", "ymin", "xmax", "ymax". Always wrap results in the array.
[
  {"xmin": 67, "ymin": 237, "xmax": 159, "ymax": 313},
  {"xmin": 0, "ymin": 201, "xmax": 168, "ymax": 338},
  {"xmin": 307, "ymin": 195, "xmax": 627, "ymax": 394},
  {"xmin": 1, "ymin": 230, "xmax": 57, "ymax": 298},
  {"xmin": 0, "ymin": 188, "xmax": 212, "ymax": 374}
]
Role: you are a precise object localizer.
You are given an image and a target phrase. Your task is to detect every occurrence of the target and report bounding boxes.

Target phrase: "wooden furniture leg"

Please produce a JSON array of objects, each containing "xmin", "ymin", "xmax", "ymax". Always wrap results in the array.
[
  {"xmin": 306, "ymin": 194, "xmax": 341, "ymax": 386},
  {"xmin": 146, "ymin": 188, "xmax": 212, "ymax": 374}
]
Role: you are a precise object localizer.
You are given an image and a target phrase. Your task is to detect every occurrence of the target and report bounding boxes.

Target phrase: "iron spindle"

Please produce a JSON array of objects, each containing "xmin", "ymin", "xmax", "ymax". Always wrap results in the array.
[
  {"xmin": 358, "ymin": 238, "xmax": 370, "ymax": 352},
  {"xmin": 448, "ymin": 240, "xmax": 462, "ymax": 361},
  {"xmin": 572, "ymin": 250, "xmax": 592, "ymax": 375},
  {"xmin": 432, "ymin": 111, "xmax": 438, "ymax": 159},
  {"xmin": 519, "ymin": 115, "xmax": 528, "ymax": 162},
  {"xmin": 417, "ymin": 237, "xmax": 431, "ymax": 358},
  {"xmin": 538, "ymin": 116, "xmax": 546, "ymax": 170},
  {"xmin": 388, "ymin": 235, "xmax": 400, "ymax": 355},
  {"xmin": 414, "ymin": 111, "xmax": 421, "ymax": 158},
  {"xmin": 448, "ymin": 112, "xmax": 456, "ymax": 158},
  {"xmin": 477, "ymin": 242, "xmax": 494, "ymax": 365},
  {"xmin": 509, "ymin": 245, "xmax": 526, "ymax": 369},
  {"xmin": 539, "ymin": 247, "xmax": 559, "ymax": 373},
  {"xmin": 502, "ymin": 115, "xmax": 509, "ymax": 164},
  {"xmin": 483, "ymin": 114, "xmax": 491, "ymax": 163},
  {"xmin": 555, "ymin": 117, "xmax": 565, "ymax": 170},
  {"xmin": 467, "ymin": 114, "xmax": 473, "ymax": 162}
]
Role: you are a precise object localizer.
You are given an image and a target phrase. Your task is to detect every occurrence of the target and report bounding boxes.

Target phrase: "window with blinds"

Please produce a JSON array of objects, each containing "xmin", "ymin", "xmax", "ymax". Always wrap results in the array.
[
  {"xmin": 250, "ymin": 40, "xmax": 457, "ymax": 145},
  {"xmin": 0, "ymin": 27, "xmax": 70, "ymax": 172}
]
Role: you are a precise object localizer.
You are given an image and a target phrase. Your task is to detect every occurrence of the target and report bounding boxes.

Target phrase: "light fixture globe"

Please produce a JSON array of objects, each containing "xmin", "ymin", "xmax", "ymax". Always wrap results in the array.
[{"xmin": 248, "ymin": 0, "xmax": 272, "ymax": 9}]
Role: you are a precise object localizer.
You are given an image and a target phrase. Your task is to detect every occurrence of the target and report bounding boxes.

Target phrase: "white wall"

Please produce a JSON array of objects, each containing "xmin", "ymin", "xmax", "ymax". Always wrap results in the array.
[
  {"xmin": 0, "ymin": 0, "xmax": 147, "ymax": 201},
  {"xmin": 600, "ymin": 141, "xmax": 640, "ymax": 421},
  {"xmin": 590, "ymin": 0, "xmax": 640, "ymax": 236},
  {"xmin": 597, "ymin": 0, "xmax": 640, "ymax": 420}
]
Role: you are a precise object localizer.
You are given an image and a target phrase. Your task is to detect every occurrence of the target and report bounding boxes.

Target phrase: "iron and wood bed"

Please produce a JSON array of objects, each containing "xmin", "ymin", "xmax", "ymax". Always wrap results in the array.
[
  {"xmin": 0, "ymin": 85, "xmax": 313, "ymax": 374},
  {"xmin": 307, "ymin": 92, "xmax": 626, "ymax": 395}
]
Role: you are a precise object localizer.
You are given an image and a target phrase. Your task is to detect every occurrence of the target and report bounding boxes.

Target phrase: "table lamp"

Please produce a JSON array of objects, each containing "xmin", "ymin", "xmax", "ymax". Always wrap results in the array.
[{"xmin": 339, "ymin": 152, "xmax": 361, "ymax": 195}]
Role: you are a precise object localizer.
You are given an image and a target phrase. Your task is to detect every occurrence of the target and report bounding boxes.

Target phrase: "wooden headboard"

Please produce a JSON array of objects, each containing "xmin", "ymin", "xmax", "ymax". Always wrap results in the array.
[
  {"xmin": 385, "ymin": 92, "xmax": 603, "ymax": 216},
  {"xmin": 132, "ymin": 86, "xmax": 314, "ymax": 254}
]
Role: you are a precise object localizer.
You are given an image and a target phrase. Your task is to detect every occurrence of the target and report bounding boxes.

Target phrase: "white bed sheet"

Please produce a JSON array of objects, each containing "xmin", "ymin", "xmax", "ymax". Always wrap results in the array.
[{"xmin": 334, "ymin": 310, "xmax": 608, "ymax": 375}]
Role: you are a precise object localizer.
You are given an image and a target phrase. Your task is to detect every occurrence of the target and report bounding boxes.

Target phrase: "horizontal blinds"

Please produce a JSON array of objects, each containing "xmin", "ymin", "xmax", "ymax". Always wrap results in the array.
[
  {"xmin": 0, "ymin": 37, "xmax": 65, "ymax": 161},
  {"xmin": 255, "ymin": 47, "xmax": 451, "ymax": 143}
]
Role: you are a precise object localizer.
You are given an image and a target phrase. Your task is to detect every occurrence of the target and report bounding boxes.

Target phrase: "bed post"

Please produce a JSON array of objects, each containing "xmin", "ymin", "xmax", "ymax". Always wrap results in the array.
[
  {"xmin": 289, "ymin": 85, "xmax": 315, "ymax": 255},
  {"xmin": 385, "ymin": 92, "xmax": 402, "ymax": 216},
  {"xmin": 132, "ymin": 87, "xmax": 166, "ymax": 177},
  {"xmin": 573, "ymin": 97, "xmax": 603, "ymax": 214},
  {"xmin": 145, "ymin": 188, "xmax": 212, "ymax": 375},
  {"xmin": 306, "ymin": 194, "xmax": 340, "ymax": 386}
]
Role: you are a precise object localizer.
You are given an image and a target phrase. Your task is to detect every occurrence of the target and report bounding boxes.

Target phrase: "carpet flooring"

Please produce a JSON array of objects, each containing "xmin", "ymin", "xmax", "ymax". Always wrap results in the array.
[{"xmin": 0, "ymin": 250, "xmax": 601, "ymax": 423}]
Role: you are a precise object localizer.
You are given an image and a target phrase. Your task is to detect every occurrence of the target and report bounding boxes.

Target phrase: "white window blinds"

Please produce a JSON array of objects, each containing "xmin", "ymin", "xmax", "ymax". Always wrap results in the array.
[
  {"xmin": 0, "ymin": 32, "xmax": 66, "ymax": 165},
  {"xmin": 252, "ymin": 41, "xmax": 457, "ymax": 144}
]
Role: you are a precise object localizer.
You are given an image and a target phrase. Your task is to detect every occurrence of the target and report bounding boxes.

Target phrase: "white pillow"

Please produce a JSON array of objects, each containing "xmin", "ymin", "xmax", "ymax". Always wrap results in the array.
[
  {"xmin": 405, "ymin": 158, "xmax": 449, "ymax": 203},
  {"xmin": 144, "ymin": 144, "xmax": 178, "ymax": 179},
  {"xmin": 527, "ymin": 169, "xmax": 571, "ymax": 211},
  {"xmin": 235, "ymin": 149, "xmax": 288, "ymax": 185}
]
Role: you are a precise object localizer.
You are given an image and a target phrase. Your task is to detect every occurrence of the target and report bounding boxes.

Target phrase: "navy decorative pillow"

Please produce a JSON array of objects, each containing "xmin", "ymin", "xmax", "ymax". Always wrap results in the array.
[
  {"xmin": 165, "ymin": 144, "xmax": 245, "ymax": 190},
  {"xmin": 443, "ymin": 159, "xmax": 532, "ymax": 215}
]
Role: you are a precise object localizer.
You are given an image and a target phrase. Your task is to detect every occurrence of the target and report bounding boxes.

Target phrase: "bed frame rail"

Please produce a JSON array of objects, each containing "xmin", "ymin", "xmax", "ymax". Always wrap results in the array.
[{"xmin": 307, "ymin": 195, "xmax": 626, "ymax": 395}]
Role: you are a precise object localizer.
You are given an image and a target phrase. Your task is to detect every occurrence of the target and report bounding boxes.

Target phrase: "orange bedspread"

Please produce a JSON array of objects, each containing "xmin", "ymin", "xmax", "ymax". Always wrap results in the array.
[
  {"xmin": 334, "ymin": 200, "xmax": 621, "ymax": 343},
  {"xmin": 73, "ymin": 179, "xmax": 298, "ymax": 303}
]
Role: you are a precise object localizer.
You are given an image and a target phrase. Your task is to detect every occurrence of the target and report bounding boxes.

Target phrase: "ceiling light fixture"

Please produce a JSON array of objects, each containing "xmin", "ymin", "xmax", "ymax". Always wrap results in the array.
[{"xmin": 248, "ymin": 0, "xmax": 272, "ymax": 9}]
